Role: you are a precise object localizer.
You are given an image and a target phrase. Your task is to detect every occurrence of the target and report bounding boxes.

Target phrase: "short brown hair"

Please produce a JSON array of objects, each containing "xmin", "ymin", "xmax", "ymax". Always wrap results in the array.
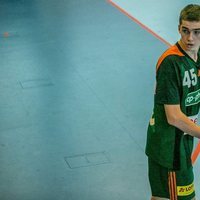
[{"xmin": 179, "ymin": 4, "xmax": 200, "ymax": 25}]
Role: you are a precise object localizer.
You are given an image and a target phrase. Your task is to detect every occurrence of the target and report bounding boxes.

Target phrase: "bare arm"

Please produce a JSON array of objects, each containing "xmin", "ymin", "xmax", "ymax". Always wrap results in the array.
[{"xmin": 164, "ymin": 104, "xmax": 200, "ymax": 138}]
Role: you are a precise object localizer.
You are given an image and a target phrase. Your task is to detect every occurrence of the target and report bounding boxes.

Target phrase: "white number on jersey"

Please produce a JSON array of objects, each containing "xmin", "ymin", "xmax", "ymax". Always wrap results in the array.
[{"xmin": 183, "ymin": 69, "xmax": 197, "ymax": 88}]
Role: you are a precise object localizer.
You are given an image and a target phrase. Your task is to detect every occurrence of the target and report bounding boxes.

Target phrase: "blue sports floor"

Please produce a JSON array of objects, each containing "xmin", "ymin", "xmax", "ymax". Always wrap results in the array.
[{"xmin": 1, "ymin": 0, "xmax": 200, "ymax": 199}]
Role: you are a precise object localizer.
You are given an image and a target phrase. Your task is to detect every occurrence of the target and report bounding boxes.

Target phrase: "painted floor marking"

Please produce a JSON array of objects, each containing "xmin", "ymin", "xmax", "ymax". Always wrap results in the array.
[
  {"xmin": 65, "ymin": 152, "xmax": 110, "ymax": 169},
  {"xmin": 107, "ymin": 0, "xmax": 171, "ymax": 47}
]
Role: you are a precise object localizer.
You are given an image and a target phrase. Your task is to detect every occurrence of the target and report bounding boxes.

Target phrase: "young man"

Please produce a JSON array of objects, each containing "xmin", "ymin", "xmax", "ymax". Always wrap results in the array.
[{"xmin": 145, "ymin": 4, "xmax": 200, "ymax": 200}]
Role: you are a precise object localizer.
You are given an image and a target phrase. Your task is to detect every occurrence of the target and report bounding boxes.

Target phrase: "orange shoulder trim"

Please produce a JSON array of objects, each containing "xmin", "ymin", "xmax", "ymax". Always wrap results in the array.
[{"xmin": 156, "ymin": 45, "xmax": 184, "ymax": 71}]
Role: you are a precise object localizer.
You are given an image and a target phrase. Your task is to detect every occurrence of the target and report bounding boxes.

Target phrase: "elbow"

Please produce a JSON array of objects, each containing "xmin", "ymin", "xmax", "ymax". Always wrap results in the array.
[
  {"xmin": 164, "ymin": 104, "xmax": 183, "ymax": 127},
  {"xmin": 166, "ymin": 117, "xmax": 175, "ymax": 126},
  {"xmin": 166, "ymin": 114, "xmax": 178, "ymax": 126}
]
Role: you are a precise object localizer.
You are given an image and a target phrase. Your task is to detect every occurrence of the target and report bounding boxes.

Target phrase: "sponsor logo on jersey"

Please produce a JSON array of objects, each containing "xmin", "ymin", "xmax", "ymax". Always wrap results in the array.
[
  {"xmin": 185, "ymin": 89, "xmax": 200, "ymax": 106},
  {"xmin": 177, "ymin": 183, "xmax": 194, "ymax": 196}
]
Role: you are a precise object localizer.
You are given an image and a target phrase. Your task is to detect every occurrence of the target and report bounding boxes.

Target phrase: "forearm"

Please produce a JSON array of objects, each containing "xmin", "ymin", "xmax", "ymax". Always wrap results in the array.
[
  {"xmin": 164, "ymin": 104, "xmax": 200, "ymax": 138},
  {"xmin": 170, "ymin": 112, "xmax": 200, "ymax": 138}
]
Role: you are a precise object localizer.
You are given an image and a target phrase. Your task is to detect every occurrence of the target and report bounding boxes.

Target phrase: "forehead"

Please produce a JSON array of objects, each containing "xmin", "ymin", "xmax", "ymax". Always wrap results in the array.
[{"xmin": 180, "ymin": 20, "xmax": 200, "ymax": 29}]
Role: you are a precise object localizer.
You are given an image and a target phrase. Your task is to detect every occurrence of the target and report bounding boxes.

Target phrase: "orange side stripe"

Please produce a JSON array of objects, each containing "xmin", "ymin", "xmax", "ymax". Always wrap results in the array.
[
  {"xmin": 192, "ymin": 141, "xmax": 200, "ymax": 164},
  {"xmin": 172, "ymin": 172, "xmax": 178, "ymax": 199},
  {"xmin": 169, "ymin": 172, "xmax": 177, "ymax": 200},
  {"xmin": 169, "ymin": 172, "xmax": 173, "ymax": 200}
]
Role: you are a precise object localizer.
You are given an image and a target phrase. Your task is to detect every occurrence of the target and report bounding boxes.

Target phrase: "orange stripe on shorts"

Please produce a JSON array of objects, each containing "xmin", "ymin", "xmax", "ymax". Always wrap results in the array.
[{"xmin": 168, "ymin": 172, "xmax": 177, "ymax": 200}]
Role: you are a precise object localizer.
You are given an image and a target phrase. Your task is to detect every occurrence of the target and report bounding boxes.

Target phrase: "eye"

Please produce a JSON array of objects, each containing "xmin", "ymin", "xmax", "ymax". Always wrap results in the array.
[
  {"xmin": 182, "ymin": 29, "xmax": 190, "ymax": 35},
  {"xmin": 193, "ymin": 30, "xmax": 200, "ymax": 36}
]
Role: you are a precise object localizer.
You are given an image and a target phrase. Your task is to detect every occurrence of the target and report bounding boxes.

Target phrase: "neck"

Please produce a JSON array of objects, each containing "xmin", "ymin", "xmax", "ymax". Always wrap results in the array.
[{"xmin": 178, "ymin": 40, "xmax": 198, "ymax": 62}]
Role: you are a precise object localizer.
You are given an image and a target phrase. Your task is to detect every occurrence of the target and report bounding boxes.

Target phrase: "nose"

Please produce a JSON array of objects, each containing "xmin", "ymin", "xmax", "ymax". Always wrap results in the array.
[{"xmin": 187, "ymin": 31, "xmax": 194, "ymax": 41}]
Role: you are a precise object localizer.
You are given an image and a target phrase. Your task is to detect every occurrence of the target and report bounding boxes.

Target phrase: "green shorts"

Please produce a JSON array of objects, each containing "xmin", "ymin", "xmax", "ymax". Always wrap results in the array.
[{"xmin": 148, "ymin": 157, "xmax": 195, "ymax": 200}]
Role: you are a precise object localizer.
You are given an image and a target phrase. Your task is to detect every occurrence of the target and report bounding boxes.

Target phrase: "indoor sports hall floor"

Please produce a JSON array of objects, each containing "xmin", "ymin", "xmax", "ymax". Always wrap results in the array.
[{"xmin": 1, "ymin": 0, "xmax": 200, "ymax": 199}]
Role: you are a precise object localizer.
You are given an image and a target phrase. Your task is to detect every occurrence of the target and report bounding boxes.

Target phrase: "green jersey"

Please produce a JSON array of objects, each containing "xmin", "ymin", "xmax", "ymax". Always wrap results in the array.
[{"xmin": 145, "ymin": 43, "xmax": 200, "ymax": 170}]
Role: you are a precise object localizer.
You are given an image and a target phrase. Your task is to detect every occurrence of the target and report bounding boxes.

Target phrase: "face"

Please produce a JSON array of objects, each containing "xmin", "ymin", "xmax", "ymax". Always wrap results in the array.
[{"xmin": 179, "ymin": 20, "xmax": 200, "ymax": 52}]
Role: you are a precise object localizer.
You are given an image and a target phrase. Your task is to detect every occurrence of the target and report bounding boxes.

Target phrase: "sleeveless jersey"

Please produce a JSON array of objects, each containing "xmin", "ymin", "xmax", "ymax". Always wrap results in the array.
[{"xmin": 145, "ymin": 43, "xmax": 200, "ymax": 170}]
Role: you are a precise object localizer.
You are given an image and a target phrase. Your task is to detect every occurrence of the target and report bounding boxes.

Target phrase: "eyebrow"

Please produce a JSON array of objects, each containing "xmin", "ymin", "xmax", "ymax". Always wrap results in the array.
[{"xmin": 182, "ymin": 26, "xmax": 200, "ymax": 31}]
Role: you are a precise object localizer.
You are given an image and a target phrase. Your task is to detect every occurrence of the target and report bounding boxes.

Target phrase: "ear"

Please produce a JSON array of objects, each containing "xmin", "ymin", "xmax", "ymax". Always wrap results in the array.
[{"xmin": 178, "ymin": 25, "xmax": 181, "ymax": 33}]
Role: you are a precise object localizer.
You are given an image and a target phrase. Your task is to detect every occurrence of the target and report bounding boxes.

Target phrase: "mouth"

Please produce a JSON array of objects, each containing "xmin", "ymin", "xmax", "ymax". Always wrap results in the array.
[{"xmin": 186, "ymin": 43, "xmax": 194, "ymax": 48}]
